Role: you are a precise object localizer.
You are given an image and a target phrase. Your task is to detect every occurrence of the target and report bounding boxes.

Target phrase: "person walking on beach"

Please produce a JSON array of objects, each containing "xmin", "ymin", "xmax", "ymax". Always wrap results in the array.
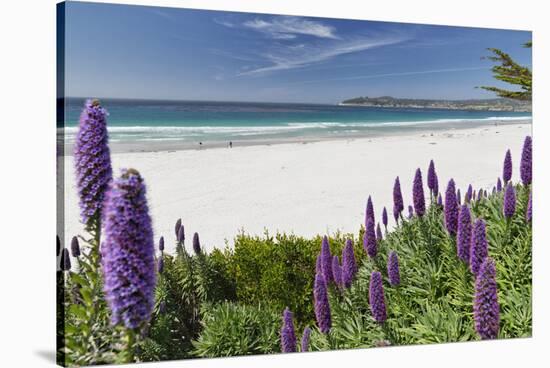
[
  {"xmin": 229, "ymin": 141, "xmax": 233, "ymax": 148},
  {"xmin": 199, "ymin": 142, "xmax": 202, "ymax": 150}
]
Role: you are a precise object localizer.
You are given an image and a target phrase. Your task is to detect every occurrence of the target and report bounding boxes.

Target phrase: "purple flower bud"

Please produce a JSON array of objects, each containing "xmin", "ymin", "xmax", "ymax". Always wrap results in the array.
[
  {"xmin": 393, "ymin": 176, "xmax": 404, "ymax": 222},
  {"xmin": 437, "ymin": 193, "xmax": 443, "ymax": 207},
  {"xmin": 158, "ymin": 256, "xmax": 164, "ymax": 274},
  {"xmin": 74, "ymin": 99, "xmax": 113, "ymax": 227},
  {"xmin": 427, "ymin": 160, "xmax": 439, "ymax": 196},
  {"xmin": 342, "ymin": 239, "xmax": 357, "ymax": 288},
  {"xmin": 313, "ymin": 273, "xmax": 331, "ymax": 333},
  {"xmin": 496, "ymin": 178, "xmax": 502, "ymax": 192},
  {"xmin": 412, "ymin": 168, "xmax": 426, "ymax": 217},
  {"xmin": 175, "ymin": 218, "xmax": 182, "ymax": 237},
  {"xmin": 470, "ymin": 219, "xmax": 488, "ymax": 275},
  {"xmin": 407, "ymin": 205, "xmax": 414, "ymax": 219},
  {"xmin": 456, "ymin": 205, "xmax": 472, "ymax": 263},
  {"xmin": 520, "ymin": 136, "xmax": 532, "ymax": 185},
  {"xmin": 364, "ymin": 218, "xmax": 377, "ymax": 258},
  {"xmin": 526, "ymin": 191, "xmax": 532, "ymax": 222},
  {"xmin": 301, "ymin": 327, "xmax": 311, "ymax": 352},
  {"xmin": 474, "ymin": 257, "xmax": 500, "ymax": 340},
  {"xmin": 465, "ymin": 184, "xmax": 473, "ymax": 203},
  {"xmin": 56, "ymin": 236, "xmax": 61, "ymax": 257},
  {"xmin": 387, "ymin": 251, "xmax": 400, "ymax": 286},
  {"xmin": 177, "ymin": 225, "xmax": 185, "ymax": 243},
  {"xmin": 70, "ymin": 236, "xmax": 81, "ymax": 257},
  {"xmin": 101, "ymin": 169, "xmax": 156, "ymax": 329},
  {"xmin": 477, "ymin": 189, "xmax": 483, "ymax": 201},
  {"xmin": 503, "ymin": 149, "xmax": 512, "ymax": 183},
  {"xmin": 192, "ymin": 232, "xmax": 201, "ymax": 254},
  {"xmin": 365, "ymin": 196, "xmax": 375, "ymax": 227},
  {"xmin": 158, "ymin": 236, "xmax": 165, "ymax": 252},
  {"xmin": 61, "ymin": 248, "xmax": 71, "ymax": 271},
  {"xmin": 332, "ymin": 256, "xmax": 343, "ymax": 288},
  {"xmin": 457, "ymin": 189, "xmax": 461, "ymax": 205},
  {"xmin": 503, "ymin": 183, "xmax": 516, "ymax": 218},
  {"xmin": 445, "ymin": 179, "xmax": 459, "ymax": 236},
  {"xmin": 376, "ymin": 223, "xmax": 383, "ymax": 242},
  {"xmin": 281, "ymin": 307, "xmax": 297, "ymax": 353},
  {"xmin": 320, "ymin": 236, "xmax": 333, "ymax": 284},
  {"xmin": 382, "ymin": 207, "xmax": 388, "ymax": 229},
  {"xmin": 369, "ymin": 271, "xmax": 387, "ymax": 324}
]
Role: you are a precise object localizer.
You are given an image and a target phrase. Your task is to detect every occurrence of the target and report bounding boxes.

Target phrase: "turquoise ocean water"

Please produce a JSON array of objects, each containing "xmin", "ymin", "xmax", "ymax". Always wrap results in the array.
[{"xmin": 63, "ymin": 98, "xmax": 531, "ymax": 145}]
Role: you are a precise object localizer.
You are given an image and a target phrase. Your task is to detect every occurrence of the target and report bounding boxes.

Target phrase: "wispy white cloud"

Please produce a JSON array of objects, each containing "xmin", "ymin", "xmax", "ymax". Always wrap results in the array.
[
  {"xmin": 238, "ymin": 36, "xmax": 407, "ymax": 76},
  {"xmin": 242, "ymin": 16, "xmax": 338, "ymax": 40},
  {"xmin": 213, "ymin": 18, "xmax": 236, "ymax": 28}
]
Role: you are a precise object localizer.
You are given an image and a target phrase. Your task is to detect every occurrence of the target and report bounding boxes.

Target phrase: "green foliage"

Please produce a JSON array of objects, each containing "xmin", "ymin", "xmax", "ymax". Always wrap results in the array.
[
  {"xmin": 192, "ymin": 302, "xmax": 281, "ymax": 357},
  {"xmin": 480, "ymin": 42, "xmax": 532, "ymax": 101}
]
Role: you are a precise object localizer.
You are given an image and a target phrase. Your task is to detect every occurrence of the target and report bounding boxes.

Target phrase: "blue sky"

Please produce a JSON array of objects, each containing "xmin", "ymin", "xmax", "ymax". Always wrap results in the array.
[{"xmin": 64, "ymin": 2, "xmax": 532, "ymax": 103}]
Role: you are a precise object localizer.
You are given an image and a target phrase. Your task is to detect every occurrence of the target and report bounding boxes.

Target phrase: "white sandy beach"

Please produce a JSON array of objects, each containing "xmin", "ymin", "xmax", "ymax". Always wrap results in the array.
[{"xmin": 62, "ymin": 122, "xmax": 531, "ymax": 254}]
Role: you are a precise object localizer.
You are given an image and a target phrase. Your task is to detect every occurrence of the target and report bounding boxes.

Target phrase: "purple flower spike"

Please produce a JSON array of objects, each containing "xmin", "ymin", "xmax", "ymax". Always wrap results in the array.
[
  {"xmin": 496, "ymin": 178, "xmax": 502, "ymax": 192},
  {"xmin": 281, "ymin": 307, "xmax": 297, "ymax": 353},
  {"xmin": 301, "ymin": 327, "xmax": 311, "ymax": 352},
  {"xmin": 70, "ymin": 236, "xmax": 81, "ymax": 257},
  {"xmin": 332, "ymin": 256, "xmax": 343, "ymax": 288},
  {"xmin": 192, "ymin": 232, "xmax": 201, "ymax": 254},
  {"xmin": 320, "ymin": 236, "xmax": 333, "ymax": 284},
  {"xmin": 364, "ymin": 218, "xmax": 377, "ymax": 258},
  {"xmin": 437, "ymin": 193, "xmax": 443, "ymax": 207},
  {"xmin": 175, "ymin": 218, "xmax": 182, "ymax": 237},
  {"xmin": 474, "ymin": 257, "xmax": 500, "ymax": 340},
  {"xmin": 520, "ymin": 136, "xmax": 532, "ymax": 186},
  {"xmin": 342, "ymin": 239, "xmax": 357, "ymax": 288},
  {"xmin": 503, "ymin": 183, "xmax": 516, "ymax": 218},
  {"xmin": 158, "ymin": 256, "xmax": 164, "ymax": 274},
  {"xmin": 503, "ymin": 149, "xmax": 512, "ymax": 183},
  {"xmin": 466, "ymin": 185, "xmax": 473, "ymax": 203},
  {"xmin": 366, "ymin": 196, "xmax": 375, "ymax": 227},
  {"xmin": 382, "ymin": 207, "xmax": 388, "ymax": 230},
  {"xmin": 470, "ymin": 219, "xmax": 488, "ymax": 275},
  {"xmin": 159, "ymin": 236, "xmax": 165, "ymax": 252},
  {"xmin": 101, "ymin": 169, "xmax": 156, "ymax": 329},
  {"xmin": 407, "ymin": 205, "xmax": 414, "ymax": 219},
  {"xmin": 369, "ymin": 271, "xmax": 387, "ymax": 324},
  {"xmin": 445, "ymin": 179, "xmax": 459, "ymax": 236},
  {"xmin": 313, "ymin": 273, "xmax": 331, "ymax": 333},
  {"xmin": 427, "ymin": 160, "xmax": 439, "ymax": 196},
  {"xmin": 376, "ymin": 223, "xmax": 383, "ymax": 242},
  {"xmin": 74, "ymin": 99, "xmax": 113, "ymax": 227},
  {"xmin": 477, "ymin": 189, "xmax": 483, "ymax": 202},
  {"xmin": 387, "ymin": 251, "xmax": 401, "ymax": 286},
  {"xmin": 526, "ymin": 191, "xmax": 532, "ymax": 222},
  {"xmin": 457, "ymin": 189, "xmax": 462, "ymax": 205},
  {"xmin": 413, "ymin": 168, "xmax": 426, "ymax": 217},
  {"xmin": 393, "ymin": 177, "xmax": 404, "ymax": 222},
  {"xmin": 457, "ymin": 205, "xmax": 472, "ymax": 263},
  {"xmin": 177, "ymin": 225, "xmax": 185, "ymax": 243},
  {"xmin": 61, "ymin": 248, "xmax": 71, "ymax": 271}
]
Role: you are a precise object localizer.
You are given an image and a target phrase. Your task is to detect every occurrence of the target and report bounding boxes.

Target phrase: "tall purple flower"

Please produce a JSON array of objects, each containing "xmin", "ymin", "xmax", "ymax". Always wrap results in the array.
[
  {"xmin": 320, "ymin": 236, "xmax": 333, "ymax": 284},
  {"xmin": 427, "ymin": 160, "xmax": 439, "ymax": 196},
  {"xmin": 342, "ymin": 239, "xmax": 357, "ymax": 288},
  {"xmin": 376, "ymin": 223, "xmax": 383, "ymax": 242},
  {"xmin": 61, "ymin": 248, "xmax": 71, "ymax": 271},
  {"xmin": 520, "ymin": 136, "xmax": 532, "ymax": 185},
  {"xmin": 437, "ymin": 193, "xmax": 443, "ymax": 207},
  {"xmin": 192, "ymin": 232, "xmax": 201, "ymax": 254},
  {"xmin": 369, "ymin": 271, "xmax": 387, "ymax": 324},
  {"xmin": 177, "ymin": 224, "xmax": 185, "ymax": 243},
  {"xmin": 74, "ymin": 99, "xmax": 113, "ymax": 227},
  {"xmin": 526, "ymin": 191, "xmax": 532, "ymax": 222},
  {"xmin": 387, "ymin": 251, "xmax": 401, "ymax": 286},
  {"xmin": 365, "ymin": 196, "xmax": 375, "ymax": 227},
  {"xmin": 382, "ymin": 207, "xmax": 388, "ymax": 230},
  {"xmin": 313, "ymin": 273, "xmax": 331, "ymax": 333},
  {"xmin": 175, "ymin": 218, "xmax": 182, "ymax": 237},
  {"xmin": 70, "ymin": 236, "xmax": 81, "ymax": 257},
  {"xmin": 332, "ymin": 256, "xmax": 343, "ymax": 288},
  {"xmin": 407, "ymin": 205, "xmax": 414, "ymax": 219},
  {"xmin": 412, "ymin": 168, "xmax": 426, "ymax": 216},
  {"xmin": 456, "ymin": 205, "xmax": 472, "ymax": 263},
  {"xmin": 496, "ymin": 178, "xmax": 502, "ymax": 192},
  {"xmin": 477, "ymin": 189, "xmax": 483, "ymax": 202},
  {"xmin": 503, "ymin": 183, "xmax": 516, "ymax": 218},
  {"xmin": 281, "ymin": 307, "xmax": 297, "ymax": 353},
  {"xmin": 364, "ymin": 218, "xmax": 377, "ymax": 258},
  {"xmin": 393, "ymin": 176, "xmax": 404, "ymax": 222},
  {"xmin": 301, "ymin": 327, "xmax": 311, "ymax": 352},
  {"xmin": 470, "ymin": 219, "xmax": 488, "ymax": 275},
  {"xmin": 101, "ymin": 168, "xmax": 156, "ymax": 329},
  {"xmin": 503, "ymin": 149, "xmax": 512, "ymax": 183},
  {"xmin": 474, "ymin": 257, "xmax": 500, "ymax": 340},
  {"xmin": 465, "ymin": 184, "xmax": 473, "ymax": 203},
  {"xmin": 158, "ymin": 236, "xmax": 165, "ymax": 252},
  {"xmin": 445, "ymin": 179, "xmax": 459, "ymax": 236}
]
